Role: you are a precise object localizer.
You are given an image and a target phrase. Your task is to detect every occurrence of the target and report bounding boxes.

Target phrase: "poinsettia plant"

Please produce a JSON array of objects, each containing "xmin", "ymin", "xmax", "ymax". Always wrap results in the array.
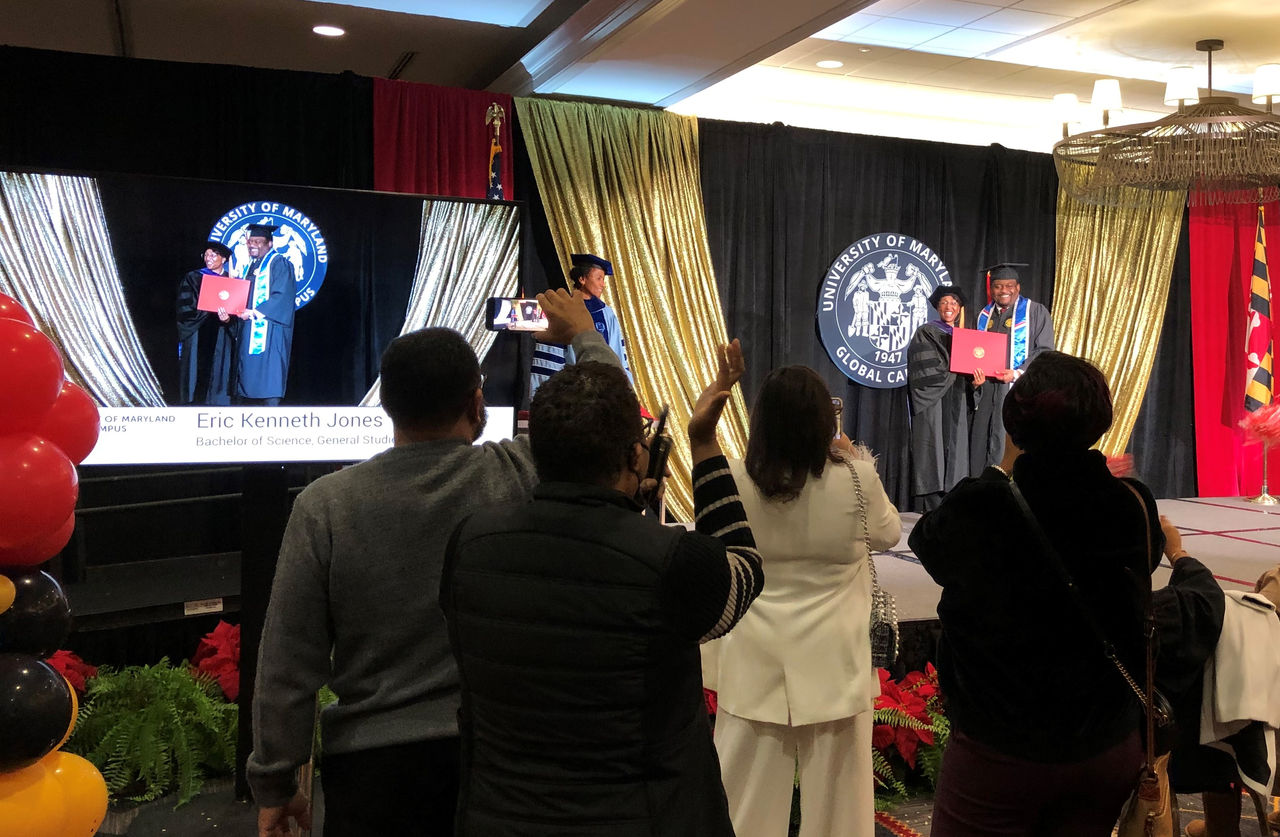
[
  {"xmin": 872, "ymin": 664, "xmax": 949, "ymax": 803},
  {"xmin": 190, "ymin": 620, "xmax": 241, "ymax": 702},
  {"xmin": 47, "ymin": 649, "xmax": 98, "ymax": 694}
]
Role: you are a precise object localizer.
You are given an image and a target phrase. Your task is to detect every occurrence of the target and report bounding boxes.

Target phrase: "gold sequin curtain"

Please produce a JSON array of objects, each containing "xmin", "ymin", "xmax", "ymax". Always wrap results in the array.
[
  {"xmin": 1053, "ymin": 166, "xmax": 1185, "ymax": 456},
  {"xmin": 515, "ymin": 97, "xmax": 748, "ymax": 520}
]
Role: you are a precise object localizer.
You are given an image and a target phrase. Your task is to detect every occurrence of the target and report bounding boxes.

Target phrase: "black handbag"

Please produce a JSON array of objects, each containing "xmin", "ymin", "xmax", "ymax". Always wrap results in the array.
[{"xmin": 842, "ymin": 456, "xmax": 898, "ymax": 669}]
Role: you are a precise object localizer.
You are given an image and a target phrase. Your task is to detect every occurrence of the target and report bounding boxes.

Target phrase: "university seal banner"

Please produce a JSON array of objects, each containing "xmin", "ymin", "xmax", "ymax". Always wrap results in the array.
[
  {"xmin": 816, "ymin": 232, "xmax": 952, "ymax": 388},
  {"xmin": 208, "ymin": 201, "xmax": 329, "ymax": 309}
]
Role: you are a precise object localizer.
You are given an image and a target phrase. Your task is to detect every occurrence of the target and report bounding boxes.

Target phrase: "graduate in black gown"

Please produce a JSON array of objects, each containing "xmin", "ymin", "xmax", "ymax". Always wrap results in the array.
[
  {"xmin": 969, "ymin": 262, "xmax": 1055, "ymax": 476},
  {"xmin": 233, "ymin": 223, "xmax": 296, "ymax": 406},
  {"xmin": 176, "ymin": 241, "xmax": 236, "ymax": 405},
  {"xmin": 907, "ymin": 284, "xmax": 979, "ymax": 511}
]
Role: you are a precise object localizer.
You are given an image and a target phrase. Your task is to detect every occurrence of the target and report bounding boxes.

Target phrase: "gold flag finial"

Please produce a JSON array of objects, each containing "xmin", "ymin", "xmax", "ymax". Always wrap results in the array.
[{"xmin": 485, "ymin": 103, "xmax": 505, "ymax": 138}]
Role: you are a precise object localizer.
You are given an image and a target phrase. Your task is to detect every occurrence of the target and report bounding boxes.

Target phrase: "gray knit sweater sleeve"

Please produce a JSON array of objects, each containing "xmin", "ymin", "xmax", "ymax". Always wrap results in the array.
[{"xmin": 246, "ymin": 490, "xmax": 334, "ymax": 807}]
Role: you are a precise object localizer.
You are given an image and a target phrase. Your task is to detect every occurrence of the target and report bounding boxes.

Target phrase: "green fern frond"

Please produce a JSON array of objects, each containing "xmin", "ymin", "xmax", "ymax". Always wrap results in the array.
[
  {"xmin": 61, "ymin": 658, "xmax": 239, "ymax": 808},
  {"xmin": 873, "ymin": 706, "xmax": 933, "ymax": 731}
]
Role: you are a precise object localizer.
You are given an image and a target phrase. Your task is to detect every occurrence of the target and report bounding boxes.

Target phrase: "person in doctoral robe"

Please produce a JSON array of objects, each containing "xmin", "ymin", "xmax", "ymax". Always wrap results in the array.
[
  {"xmin": 968, "ymin": 262, "xmax": 1055, "ymax": 475},
  {"xmin": 176, "ymin": 241, "xmax": 237, "ymax": 405},
  {"xmin": 907, "ymin": 284, "xmax": 981, "ymax": 511},
  {"xmin": 529, "ymin": 253, "xmax": 633, "ymax": 395},
  {"xmin": 234, "ymin": 223, "xmax": 296, "ymax": 406}
]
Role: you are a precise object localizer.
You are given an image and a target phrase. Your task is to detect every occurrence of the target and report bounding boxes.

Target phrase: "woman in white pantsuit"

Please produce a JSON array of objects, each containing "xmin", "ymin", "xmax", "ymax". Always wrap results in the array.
[{"xmin": 708, "ymin": 366, "xmax": 900, "ymax": 837}]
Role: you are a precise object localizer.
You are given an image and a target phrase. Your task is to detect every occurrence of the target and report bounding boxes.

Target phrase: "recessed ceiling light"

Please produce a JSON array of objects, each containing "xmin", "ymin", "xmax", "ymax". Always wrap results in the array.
[
  {"xmin": 816, "ymin": 60, "xmax": 844, "ymax": 69},
  {"xmin": 859, "ymin": 48, "xmax": 872, "ymax": 53},
  {"xmin": 313, "ymin": 24, "xmax": 345, "ymax": 37}
]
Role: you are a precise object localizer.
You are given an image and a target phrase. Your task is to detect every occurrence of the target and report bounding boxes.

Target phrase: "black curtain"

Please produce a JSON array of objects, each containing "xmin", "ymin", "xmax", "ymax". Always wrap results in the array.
[
  {"xmin": 0, "ymin": 46, "xmax": 372, "ymax": 189},
  {"xmin": 1129, "ymin": 210, "xmax": 1197, "ymax": 497},
  {"xmin": 699, "ymin": 119, "xmax": 1058, "ymax": 508}
]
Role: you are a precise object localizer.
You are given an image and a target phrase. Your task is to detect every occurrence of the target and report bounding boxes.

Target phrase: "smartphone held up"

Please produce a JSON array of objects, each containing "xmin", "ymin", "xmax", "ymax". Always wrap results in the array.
[{"xmin": 485, "ymin": 297, "xmax": 548, "ymax": 332}]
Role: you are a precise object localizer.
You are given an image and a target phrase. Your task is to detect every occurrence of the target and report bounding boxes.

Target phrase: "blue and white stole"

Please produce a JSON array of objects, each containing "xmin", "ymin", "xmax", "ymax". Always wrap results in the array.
[
  {"xmin": 247, "ymin": 250, "xmax": 283, "ymax": 356},
  {"xmin": 976, "ymin": 295, "xmax": 1030, "ymax": 369}
]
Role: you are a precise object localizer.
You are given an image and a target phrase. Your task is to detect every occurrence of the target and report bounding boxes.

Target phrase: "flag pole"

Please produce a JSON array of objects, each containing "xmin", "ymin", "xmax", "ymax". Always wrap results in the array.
[
  {"xmin": 1250, "ymin": 442, "xmax": 1278, "ymax": 505},
  {"xmin": 1245, "ymin": 204, "xmax": 1275, "ymax": 505}
]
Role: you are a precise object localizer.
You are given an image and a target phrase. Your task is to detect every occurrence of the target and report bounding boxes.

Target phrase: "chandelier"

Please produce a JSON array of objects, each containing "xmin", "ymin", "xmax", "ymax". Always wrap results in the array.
[{"xmin": 1053, "ymin": 40, "xmax": 1280, "ymax": 207}]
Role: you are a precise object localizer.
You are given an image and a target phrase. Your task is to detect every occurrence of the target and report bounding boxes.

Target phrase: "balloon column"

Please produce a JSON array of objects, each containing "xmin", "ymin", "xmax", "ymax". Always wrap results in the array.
[{"xmin": 0, "ymin": 290, "xmax": 108, "ymax": 836}]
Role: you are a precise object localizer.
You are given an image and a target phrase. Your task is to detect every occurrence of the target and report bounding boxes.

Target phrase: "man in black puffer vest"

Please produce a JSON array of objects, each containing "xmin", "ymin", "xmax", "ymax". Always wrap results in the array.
[{"xmin": 442, "ymin": 340, "xmax": 762, "ymax": 837}]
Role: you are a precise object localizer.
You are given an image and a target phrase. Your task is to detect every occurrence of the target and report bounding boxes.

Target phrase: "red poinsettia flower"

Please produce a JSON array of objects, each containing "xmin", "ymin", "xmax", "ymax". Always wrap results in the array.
[
  {"xmin": 191, "ymin": 620, "xmax": 240, "ymax": 701},
  {"xmin": 875, "ymin": 667, "xmax": 902, "ymax": 708},
  {"xmin": 871, "ymin": 723, "xmax": 895, "ymax": 751},
  {"xmin": 46, "ymin": 649, "xmax": 97, "ymax": 694}
]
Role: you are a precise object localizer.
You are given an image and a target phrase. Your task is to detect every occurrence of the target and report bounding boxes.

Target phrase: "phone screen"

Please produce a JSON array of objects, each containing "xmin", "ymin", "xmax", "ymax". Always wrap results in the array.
[
  {"xmin": 485, "ymin": 297, "xmax": 547, "ymax": 332},
  {"xmin": 832, "ymin": 396, "xmax": 843, "ymax": 440}
]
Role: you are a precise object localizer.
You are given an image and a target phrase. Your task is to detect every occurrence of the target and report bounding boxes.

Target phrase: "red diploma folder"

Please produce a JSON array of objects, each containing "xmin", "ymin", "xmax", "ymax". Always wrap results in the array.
[
  {"xmin": 196, "ymin": 275, "xmax": 251, "ymax": 315},
  {"xmin": 950, "ymin": 328, "xmax": 1008, "ymax": 374}
]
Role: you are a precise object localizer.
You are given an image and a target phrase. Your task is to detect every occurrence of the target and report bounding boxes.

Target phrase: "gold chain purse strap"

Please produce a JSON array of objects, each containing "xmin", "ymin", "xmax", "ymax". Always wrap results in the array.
[{"xmin": 841, "ymin": 455, "xmax": 898, "ymax": 667}]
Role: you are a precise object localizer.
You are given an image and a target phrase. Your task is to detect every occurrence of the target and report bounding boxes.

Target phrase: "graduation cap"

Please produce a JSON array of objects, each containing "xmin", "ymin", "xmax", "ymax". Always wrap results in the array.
[
  {"xmin": 203, "ymin": 241, "xmax": 231, "ymax": 259},
  {"xmin": 246, "ymin": 223, "xmax": 280, "ymax": 239},
  {"xmin": 984, "ymin": 262, "xmax": 1028, "ymax": 282},
  {"xmin": 984, "ymin": 262, "xmax": 1028, "ymax": 303},
  {"xmin": 570, "ymin": 253, "xmax": 613, "ymax": 276},
  {"xmin": 928, "ymin": 283, "xmax": 967, "ymax": 309}
]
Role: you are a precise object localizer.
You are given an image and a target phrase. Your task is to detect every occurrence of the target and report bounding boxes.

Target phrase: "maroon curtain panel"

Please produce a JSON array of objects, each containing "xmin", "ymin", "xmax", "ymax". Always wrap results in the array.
[
  {"xmin": 372, "ymin": 78, "xmax": 514, "ymax": 199},
  {"xmin": 1190, "ymin": 199, "xmax": 1280, "ymax": 496}
]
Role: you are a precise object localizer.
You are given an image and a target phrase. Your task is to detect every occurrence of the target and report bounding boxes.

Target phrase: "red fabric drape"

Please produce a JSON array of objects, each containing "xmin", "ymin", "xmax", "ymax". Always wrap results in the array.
[
  {"xmin": 1190, "ymin": 199, "xmax": 1280, "ymax": 496},
  {"xmin": 372, "ymin": 78, "xmax": 514, "ymax": 199}
]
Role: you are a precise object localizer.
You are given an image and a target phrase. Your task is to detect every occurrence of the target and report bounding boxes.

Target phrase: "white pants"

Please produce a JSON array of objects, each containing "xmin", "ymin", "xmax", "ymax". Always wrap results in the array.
[{"xmin": 713, "ymin": 708, "xmax": 874, "ymax": 837}]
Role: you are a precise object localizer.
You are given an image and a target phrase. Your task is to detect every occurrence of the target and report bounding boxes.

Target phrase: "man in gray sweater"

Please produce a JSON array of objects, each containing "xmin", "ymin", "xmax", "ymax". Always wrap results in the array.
[{"xmin": 248, "ymin": 289, "xmax": 622, "ymax": 837}]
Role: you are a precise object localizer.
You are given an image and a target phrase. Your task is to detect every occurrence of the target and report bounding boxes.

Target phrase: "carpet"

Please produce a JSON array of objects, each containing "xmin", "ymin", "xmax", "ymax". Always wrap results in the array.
[{"xmin": 876, "ymin": 810, "xmax": 925, "ymax": 837}]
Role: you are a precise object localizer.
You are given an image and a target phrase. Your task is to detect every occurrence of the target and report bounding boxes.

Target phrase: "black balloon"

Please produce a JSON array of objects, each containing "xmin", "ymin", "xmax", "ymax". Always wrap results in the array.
[
  {"xmin": 0, "ymin": 568, "xmax": 72, "ymax": 657},
  {"xmin": 0, "ymin": 652, "xmax": 72, "ymax": 772}
]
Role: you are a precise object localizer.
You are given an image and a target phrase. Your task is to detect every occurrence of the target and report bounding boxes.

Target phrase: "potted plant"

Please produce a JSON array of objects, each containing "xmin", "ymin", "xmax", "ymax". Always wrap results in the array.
[{"xmin": 64, "ymin": 658, "xmax": 238, "ymax": 813}]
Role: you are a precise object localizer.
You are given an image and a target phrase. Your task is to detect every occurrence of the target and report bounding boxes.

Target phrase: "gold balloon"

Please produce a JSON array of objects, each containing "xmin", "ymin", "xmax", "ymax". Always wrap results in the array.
[
  {"xmin": 0, "ymin": 759, "xmax": 68, "ymax": 837},
  {"xmin": 46, "ymin": 751, "xmax": 108, "ymax": 837},
  {"xmin": 0, "ymin": 574, "xmax": 14, "ymax": 615},
  {"xmin": 54, "ymin": 678, "xmax": 79, "ymax": 752}
]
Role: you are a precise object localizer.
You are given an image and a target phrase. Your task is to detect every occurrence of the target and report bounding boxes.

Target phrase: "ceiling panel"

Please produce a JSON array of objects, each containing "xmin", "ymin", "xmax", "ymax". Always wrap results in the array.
[
  {"xmin": 917, "ymin": 27, "xmax": 1022, "ymax": 56},
  {"xmin": 850, "ymin": 17, "xmax": 955, "ymax": 47},
  {"xmin": 966, "ymin": 7, "xmax": 1071, "ymax": 34},
  {"xmin": 895, "ymin": 0, "xmax": 1004, "ymax": 27},
  {"xmin": 1010, "ymin": 0, "xmax": 1119, "ymax": 14}
]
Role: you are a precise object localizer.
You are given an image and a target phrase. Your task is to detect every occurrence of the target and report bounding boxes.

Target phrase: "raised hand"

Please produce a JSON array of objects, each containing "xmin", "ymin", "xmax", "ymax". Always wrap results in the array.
[{"xmin": 533, "ymin": 288, "xmax": 594, "ymax": 346}]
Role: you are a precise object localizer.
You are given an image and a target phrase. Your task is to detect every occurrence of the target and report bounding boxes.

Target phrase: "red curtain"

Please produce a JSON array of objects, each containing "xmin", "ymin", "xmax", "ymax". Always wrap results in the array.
[
  {"xmin": 372, "ymin": 78, "xmax": 514, "ymax": 199},
  {"xmin": 1190, "ymin": 199, "xmax": 1280, "ymax": 496}
]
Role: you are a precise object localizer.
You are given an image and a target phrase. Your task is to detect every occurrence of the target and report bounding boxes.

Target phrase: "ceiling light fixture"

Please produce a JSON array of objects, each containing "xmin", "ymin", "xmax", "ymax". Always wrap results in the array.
[
  {"xmin": 816, "ymin": 60, "xmax": 844, "ymax": 69},
  {"xmin": 1256, "ymin": 64, "xmax": 1280, "ymax": 114},
  {"xmin": 1053, "ymin": 93, "xmax": 1080, "ymax": 139},
  {"xmin": 1054, "ymin": 40, "xmax": 1280, "ymax": 207},
  {"xmin": 1091, "ymin": 79, "xmax": 1122, "ymax": 128},
  {"xmin": 1163, "ymin": 66, "xmax": 1199, "ymax": 111},
  {"xmin": 313, "ymin": 24, "xmax": 345, "ymax": 37}
]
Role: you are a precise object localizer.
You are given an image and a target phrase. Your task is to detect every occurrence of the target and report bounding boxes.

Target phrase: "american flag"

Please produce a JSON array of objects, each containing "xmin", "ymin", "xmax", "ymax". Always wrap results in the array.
[
  {"xmin": 1245, "ymin": 205, "xmax": 1273, "ymax": 411},
  {"xmin": 486, "ymin": 134, "xmax": 503, "ymax": 200}
]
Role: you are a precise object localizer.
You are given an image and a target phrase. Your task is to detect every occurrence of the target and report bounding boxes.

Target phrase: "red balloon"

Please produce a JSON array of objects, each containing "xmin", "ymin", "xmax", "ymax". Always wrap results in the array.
[
  {"xmin": 0, "ymin": 319, "xmax": 64, "ymax": 436},
  {"xmin": 0, "ymin": 291, "xmax": 34, "ymax": 327},
  {"xmin": 35, "ymin": 382, "xmax": 100, "ymax": 465},
  {"xmin": 0, "ymin": 436, "xmax": 78, "ymax": 551},
  {"xmin": 0, "ymin": 514, "xmax": 75, "ymax": 567}
]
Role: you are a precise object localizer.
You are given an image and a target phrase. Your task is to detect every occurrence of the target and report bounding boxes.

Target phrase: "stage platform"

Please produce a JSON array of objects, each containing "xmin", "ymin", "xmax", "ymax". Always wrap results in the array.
[{"xmin": 879, "ymin": 496, "xmax": 1280, "ymax": 623}]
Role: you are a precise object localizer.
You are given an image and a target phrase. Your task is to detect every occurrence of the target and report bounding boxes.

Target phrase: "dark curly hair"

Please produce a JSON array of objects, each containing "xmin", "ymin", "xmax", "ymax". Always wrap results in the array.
[
  {"xmin": 530, "ymin": 361, "xmax": 642, "ymax": 486},
  {"xmin": 378, "ymin": 327, "xmax": 480, "ymax": 431},
  {"xmin": 1002, "ymin": 351, "xmax": 1112, "ymax": 452},
  {"xmin": 745, "ymin": 366, "xmax": 842, "ymax": 501}
]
